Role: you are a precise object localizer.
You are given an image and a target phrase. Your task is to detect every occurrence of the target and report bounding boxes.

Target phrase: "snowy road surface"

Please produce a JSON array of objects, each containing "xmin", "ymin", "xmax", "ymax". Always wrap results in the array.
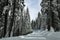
[{"xmin": 0, "ymin": 30, "xmax": 60, "ymax": 40}]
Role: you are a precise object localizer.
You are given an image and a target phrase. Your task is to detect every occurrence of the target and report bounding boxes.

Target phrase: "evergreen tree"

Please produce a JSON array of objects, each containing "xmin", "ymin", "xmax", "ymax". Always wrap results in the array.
[
  {"xmin": 41, "ymin": 0, "xmax": 60, "ymax": 31},
  {"xmin": 22, "ymin": 8, "xmax": 32, "ymax": 34},
  {"xmin": 37, "ymin": 12, "xmax": 41, "ymax": 29},
  {"xmin": 0, "ymin": 0, "xmax": 9, "ymax": 38}
]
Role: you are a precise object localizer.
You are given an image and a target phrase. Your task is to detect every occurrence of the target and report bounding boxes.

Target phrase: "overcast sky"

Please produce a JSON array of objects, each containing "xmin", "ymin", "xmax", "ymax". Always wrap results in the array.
[{"xmin": 25, "ymin": 0, "xmax": 42, "ymax": 21}]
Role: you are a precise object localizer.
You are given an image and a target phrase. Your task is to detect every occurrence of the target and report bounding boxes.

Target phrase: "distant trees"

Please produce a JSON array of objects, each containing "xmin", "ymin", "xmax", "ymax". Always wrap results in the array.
[
  {"xmin": 31, "ymin": 20, "xmax": 36, "ymax": 29},
  {"xmin": 31, "ymin": 12, "xmax": 42, "ymax": 30}
]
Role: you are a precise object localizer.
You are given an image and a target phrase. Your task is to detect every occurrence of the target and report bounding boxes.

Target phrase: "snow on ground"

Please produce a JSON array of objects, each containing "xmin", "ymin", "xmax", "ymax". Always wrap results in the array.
[{"xmin": 0, "ymin": 30, "xmax": 60, "ymax": 40}]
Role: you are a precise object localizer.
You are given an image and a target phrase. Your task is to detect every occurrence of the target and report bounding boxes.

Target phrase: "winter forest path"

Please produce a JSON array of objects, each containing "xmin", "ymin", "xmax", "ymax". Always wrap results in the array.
[{"xmin": 0, "ymin": 30, "xmax": 60, "ymax": 40}]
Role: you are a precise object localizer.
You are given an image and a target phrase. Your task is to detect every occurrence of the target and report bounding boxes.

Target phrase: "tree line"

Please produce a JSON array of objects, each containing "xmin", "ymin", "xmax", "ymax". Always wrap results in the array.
[{"xmin": 0, "ymin": 0, "xmax": 32, "ymax": 38}]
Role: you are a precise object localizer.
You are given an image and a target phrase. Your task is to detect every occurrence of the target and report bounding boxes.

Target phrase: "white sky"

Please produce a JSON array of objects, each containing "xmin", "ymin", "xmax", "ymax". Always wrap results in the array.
[{"xmin": 25, "ymin": 0, "xmax": 42, "ymax": 21}]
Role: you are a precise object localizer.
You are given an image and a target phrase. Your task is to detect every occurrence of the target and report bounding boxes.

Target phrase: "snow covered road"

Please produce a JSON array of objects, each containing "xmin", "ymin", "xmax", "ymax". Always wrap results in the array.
[{"xmin": 0, "ymin": 30, "xmax": 60, "ymax": 40}]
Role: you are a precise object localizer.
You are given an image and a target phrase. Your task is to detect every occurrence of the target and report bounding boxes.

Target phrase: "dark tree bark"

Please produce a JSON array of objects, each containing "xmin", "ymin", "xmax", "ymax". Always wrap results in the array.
[
  {"xmin": 9, "ymin": 0, "xmax": 16, "ymax": 37},
  {"xmin": 4, "ymin": 10, "xmax": 9, "ymax": 37}
]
